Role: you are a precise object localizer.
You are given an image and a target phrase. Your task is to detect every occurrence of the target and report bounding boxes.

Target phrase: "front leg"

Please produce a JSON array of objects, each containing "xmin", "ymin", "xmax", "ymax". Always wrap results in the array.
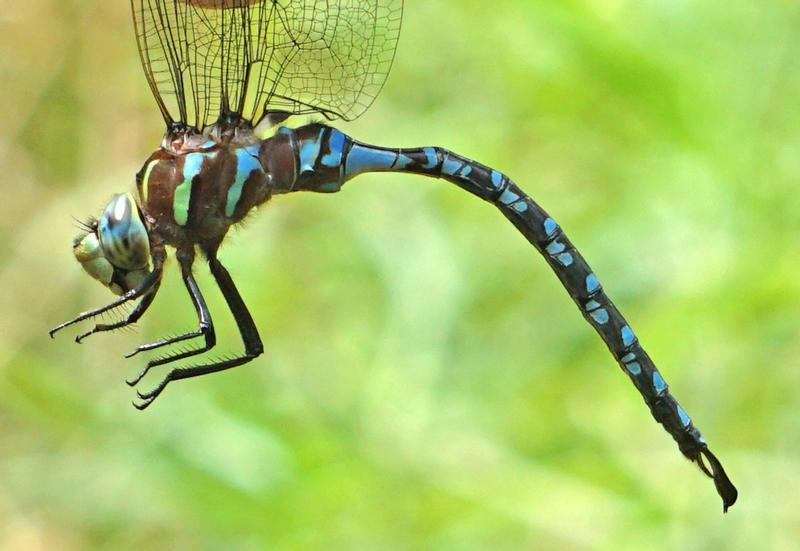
[
  {"xmin": 49, "ymin": 266, "xmax": 163, "ymax": 338},
  {"xmin": 133, "ymin": 253, "xmax": 263, "ymax": 410},
  {"xmin": 74, "ymin": 282, "xmax": 160, "ymax": 343}
]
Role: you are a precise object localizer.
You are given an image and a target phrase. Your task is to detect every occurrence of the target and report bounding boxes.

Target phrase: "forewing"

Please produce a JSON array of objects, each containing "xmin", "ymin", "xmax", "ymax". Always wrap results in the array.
[{"xmin": 131, "ymin": 0, "xmax": 403, "ymax": 129}]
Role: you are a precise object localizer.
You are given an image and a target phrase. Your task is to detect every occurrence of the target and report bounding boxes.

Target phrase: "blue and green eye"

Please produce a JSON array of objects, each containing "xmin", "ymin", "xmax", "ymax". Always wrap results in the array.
[
  {"xmin": 97, "ymin": 193, "xmax": 150, "ymax": 270},
  {"xmin": 73, "ymin": 230, "xmax": 115, "ymax": 288},
  {"xmin": 72, "ymin": 193, "xmax": 151, "ymax": 295}
]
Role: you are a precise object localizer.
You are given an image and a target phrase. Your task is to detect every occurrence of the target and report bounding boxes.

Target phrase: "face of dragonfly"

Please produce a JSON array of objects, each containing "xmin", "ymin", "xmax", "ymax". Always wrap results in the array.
[{"xmin": 73, "ymin": 193, "xmax": 152, "ymax": 296}]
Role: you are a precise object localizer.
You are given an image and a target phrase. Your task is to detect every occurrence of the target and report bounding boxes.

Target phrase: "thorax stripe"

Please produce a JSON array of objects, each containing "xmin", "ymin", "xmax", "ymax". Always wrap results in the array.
[
  {"xmin": 174, "ymin": 152, "xmax": 215, "ymax": 226},
  {"xmin": 226, "ymin": 149, "xmax": 263, "ymax": 217},
  {"xmin": 139, "ymin": 160, "xmax": 157, "ymax": 203}
]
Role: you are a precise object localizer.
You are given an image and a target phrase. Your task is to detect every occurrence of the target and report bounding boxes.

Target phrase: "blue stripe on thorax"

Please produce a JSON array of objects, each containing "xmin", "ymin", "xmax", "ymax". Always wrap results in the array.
[
  {"xmin": 226, "ymin": 148, "xmax": 264, "ymax": 217},
  {"xmin": 174, "ymin": 151, "xmax": 217, "ymax": 226}
]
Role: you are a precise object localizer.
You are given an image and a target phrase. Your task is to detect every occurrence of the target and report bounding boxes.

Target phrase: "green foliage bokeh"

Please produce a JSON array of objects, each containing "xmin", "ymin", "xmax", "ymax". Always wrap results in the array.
[{"xmin": 0, "ymin": 1, "xmax": 798, "ymax": 548}]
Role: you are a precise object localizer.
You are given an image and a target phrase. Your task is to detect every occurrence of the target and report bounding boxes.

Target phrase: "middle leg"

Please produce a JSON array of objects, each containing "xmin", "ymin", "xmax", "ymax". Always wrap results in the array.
[
  {"xmin": 133, "ymin": 252, "xmax": 263, "ymax": 410},
  {"xmin": 126, "ymin": 251, "xmax": 216, "ymax": 386}
]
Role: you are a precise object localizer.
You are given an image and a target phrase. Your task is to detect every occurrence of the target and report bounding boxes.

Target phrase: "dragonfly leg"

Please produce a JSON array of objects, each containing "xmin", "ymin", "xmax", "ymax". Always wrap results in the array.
[
  {"xmin": 132, "ymin": 253, "xmax": 262, "ymax": 410},
  {"xmin": 75, "ymin": 282, "xmax": 161, "ymax": 343},
  {"xmin": 49, "ymin": 264, "xmax": 163, "ymax": 338},
  {"xmin": 126, "ymin": 252, "xmax": 216, "ymax": 387}
]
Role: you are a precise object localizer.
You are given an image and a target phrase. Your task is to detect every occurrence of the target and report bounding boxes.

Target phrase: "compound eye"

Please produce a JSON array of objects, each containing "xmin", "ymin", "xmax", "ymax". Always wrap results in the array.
[
  {"xmin": 97, "ymin": 193, "xmax": 151, "ymax": 270},
  {"xmin": 73, "ymin": 231, "xmax": 115, "ymax": 287}
]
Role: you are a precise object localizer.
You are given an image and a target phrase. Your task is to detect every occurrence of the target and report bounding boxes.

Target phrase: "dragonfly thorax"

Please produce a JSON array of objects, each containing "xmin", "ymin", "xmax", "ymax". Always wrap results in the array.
[{"xmin": 136, "ymin": 120, "xmax": 273, "ymax": 252}]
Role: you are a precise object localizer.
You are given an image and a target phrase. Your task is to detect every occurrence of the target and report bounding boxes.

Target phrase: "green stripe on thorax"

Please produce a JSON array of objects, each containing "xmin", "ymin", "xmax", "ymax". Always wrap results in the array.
[
  {"xmin": 174, "ymin": 151, "xmax": 217, "ymax": 226},
  {"xmin": 138, "ymin": 160, "xmax": 157, "ymax": 203}
]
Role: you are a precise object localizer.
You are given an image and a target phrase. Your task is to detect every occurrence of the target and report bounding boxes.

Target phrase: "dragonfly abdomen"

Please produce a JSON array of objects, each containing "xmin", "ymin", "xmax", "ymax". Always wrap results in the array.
[{"xmin": 276, "ymin": 122, "xmax": 737, "ymax": 511}]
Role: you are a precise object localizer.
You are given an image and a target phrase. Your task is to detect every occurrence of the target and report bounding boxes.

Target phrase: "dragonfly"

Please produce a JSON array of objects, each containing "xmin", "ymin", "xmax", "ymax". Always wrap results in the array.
[{"xmin": 50, "ymin": 0, "xmax": 737, "ymax": 511}]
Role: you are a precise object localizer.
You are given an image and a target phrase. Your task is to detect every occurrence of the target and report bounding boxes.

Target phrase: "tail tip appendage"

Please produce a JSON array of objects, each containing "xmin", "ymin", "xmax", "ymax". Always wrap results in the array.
[{"xmin": 697, "ymin": 447, "xmax": 738, "ymax": 513}]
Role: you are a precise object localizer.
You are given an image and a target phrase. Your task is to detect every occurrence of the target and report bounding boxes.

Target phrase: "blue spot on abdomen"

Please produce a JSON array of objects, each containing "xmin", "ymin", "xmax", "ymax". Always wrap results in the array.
[
  {"xmin": 442, "ymin": 156, "xmax": 463, "ymax": 176},
  {"xmin": 676, "ymin": 405, "xmax": 691, "ymax": 427},
  {"xmin": 421, "ymin": 147, "xmax": 438, "ymax": 169},
  {"xmin": 298, "ymin": 128, "xmax": 324, "ymax": 173},
  {"xmin": 590, "ymin": 309, "xmax": 609, "ymax": 324},
  {"xmin": 544, "ymin": 218, "xmax": 557, "ymax": 236},
  {"xmin": 491, "ymin": 170, "xmax": 503, "ymax": 189},
  {"xmin": 320, "ymin": 128, "xmax": 346, "ymax": 168},
  {"xmin": 652, "ymin": 371, "xmax": 667, "ymax": 394},
  {"xmin": 585, "ymin": 273, "xmax": 600, "ymax": 294},
  {"xmin": 345, "ymin": 144, "xmax": 400, "ymax": 179},
  {"xmin": 318, "ymin": 182, "xmax": 341, "ymax": 193},
  {"xmin": 624, "ymin": 361, "xmax": 642, "ymax": 375},
  {"xmin": 498, "ymin": 188, "xmax": 519, "ymax": 205},
  {"xmin": 396, "ymin": 154, "xmax": 414, "ymax": 169},
  {"xmin": 557, "ymin": 253, "xmax": 573, "ymax": 266},
  {"xmin": 621, "ymin": 325, "xmax": 635, "ymax": 347}
]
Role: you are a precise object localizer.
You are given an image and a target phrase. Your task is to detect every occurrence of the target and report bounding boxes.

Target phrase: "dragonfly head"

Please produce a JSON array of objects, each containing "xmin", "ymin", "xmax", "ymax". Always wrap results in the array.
[{"xmin": 73, "ymin": 193, "xmax": 152, "ymax": 296}]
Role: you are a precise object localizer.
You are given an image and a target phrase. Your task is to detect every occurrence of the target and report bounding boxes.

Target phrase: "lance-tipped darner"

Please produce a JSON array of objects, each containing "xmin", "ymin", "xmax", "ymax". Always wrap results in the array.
[{"xmin": 49, "ymin": 0, "xmax": 737, "ymax": 511}]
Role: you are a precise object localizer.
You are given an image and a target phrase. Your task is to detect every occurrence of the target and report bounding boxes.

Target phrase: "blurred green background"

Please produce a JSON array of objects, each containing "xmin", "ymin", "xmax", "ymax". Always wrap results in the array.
[{"xmin": 1, "ymin": 1, "xmax": 799, "ymax": 549}]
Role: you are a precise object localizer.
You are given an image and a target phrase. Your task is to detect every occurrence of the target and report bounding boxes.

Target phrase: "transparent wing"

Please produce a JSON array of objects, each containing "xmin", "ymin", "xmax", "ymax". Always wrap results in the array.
[{"xmin": 131, "ymin": 0, "xmax": 403, "ymax": 129}]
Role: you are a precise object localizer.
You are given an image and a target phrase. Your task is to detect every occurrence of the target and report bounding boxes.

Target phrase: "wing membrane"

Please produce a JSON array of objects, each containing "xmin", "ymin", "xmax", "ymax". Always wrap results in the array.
[{"xmin": 131, "ymin": 0, "xmax": 403, "ymax": 129}]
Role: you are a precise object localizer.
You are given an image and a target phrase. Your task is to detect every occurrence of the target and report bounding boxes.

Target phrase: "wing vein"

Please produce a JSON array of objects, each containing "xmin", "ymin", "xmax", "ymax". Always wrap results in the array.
[{"xmin": 130, "ymin": 0, "xmax": 403, "ymax": 129}]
